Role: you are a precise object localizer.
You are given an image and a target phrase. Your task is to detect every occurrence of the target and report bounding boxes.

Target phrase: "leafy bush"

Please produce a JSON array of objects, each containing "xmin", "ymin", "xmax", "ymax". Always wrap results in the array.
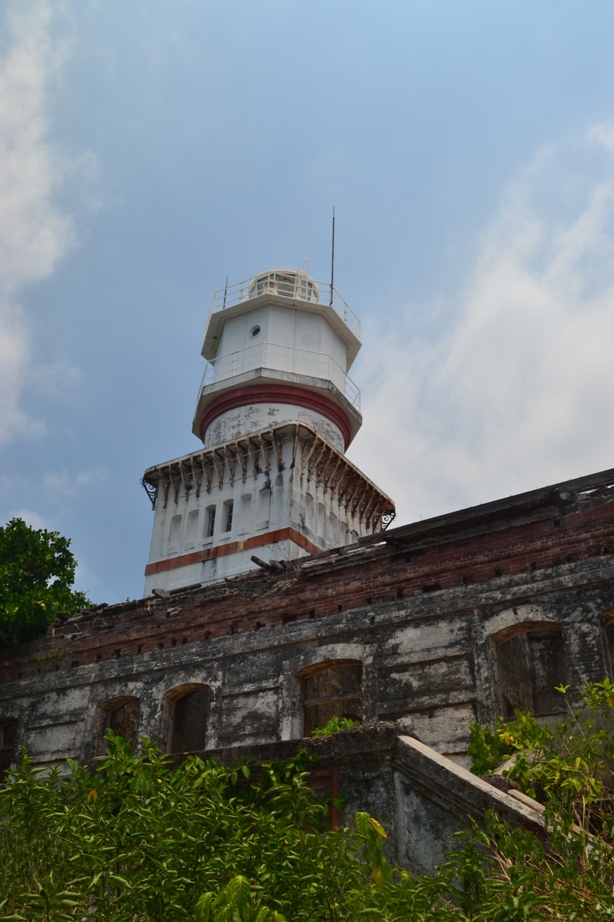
[
  {"xmin": 311, "ymin": 716, "xmax": 360, "ymax": 737},
  {"xmin": 0, "ymin": 735, "xmax": 427, "ymax": 922},
  {"xmin": 0, "ymin": 518, "xmax": 91, "ymax": 646},
  {"xmin": 469, "ymin": 678, "xmax": 614, "ymax": 838}
]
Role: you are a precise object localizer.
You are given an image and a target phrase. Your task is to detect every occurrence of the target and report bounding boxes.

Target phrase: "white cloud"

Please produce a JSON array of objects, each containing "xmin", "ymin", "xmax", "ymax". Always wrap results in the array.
[
  {"xmin": 0, "ymin": 0, "xmax": 74, "ymax": 446},
  {"xmin": 44, "ymin": 468, "xmax": 105, "ymax": 496},
  {"xmin": 7, "ymin": 508, "xmax": 48, "ymax": 530},
  {"xmin": 352, "ymin": 129, "xmax": 614, "ymax": 525}
]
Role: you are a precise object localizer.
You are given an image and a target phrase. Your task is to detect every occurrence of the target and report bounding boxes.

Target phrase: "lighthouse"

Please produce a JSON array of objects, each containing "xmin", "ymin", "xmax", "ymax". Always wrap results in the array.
[{"xmin": 142, "ymin": 267, "xmax": 394, "ymax": 594}]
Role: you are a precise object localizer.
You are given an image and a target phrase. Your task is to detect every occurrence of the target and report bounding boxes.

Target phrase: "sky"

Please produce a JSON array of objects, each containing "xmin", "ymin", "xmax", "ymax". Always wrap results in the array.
[{"xmin": 2, "ymin": 0, "xmax": 614, "ymax": 603}]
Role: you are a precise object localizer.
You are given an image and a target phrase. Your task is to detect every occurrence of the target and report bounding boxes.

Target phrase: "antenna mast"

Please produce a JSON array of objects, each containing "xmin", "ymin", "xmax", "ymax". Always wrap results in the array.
[{"xmin": 329, "ymin": 207, "xmax": 335, "ymax": 306}]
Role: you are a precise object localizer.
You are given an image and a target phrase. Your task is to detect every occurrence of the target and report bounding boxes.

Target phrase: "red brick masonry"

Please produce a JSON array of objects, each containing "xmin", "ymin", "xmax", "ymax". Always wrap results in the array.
[{"xmin": 2, "ymin": 468, "xmax": 613, "ymax": 681}]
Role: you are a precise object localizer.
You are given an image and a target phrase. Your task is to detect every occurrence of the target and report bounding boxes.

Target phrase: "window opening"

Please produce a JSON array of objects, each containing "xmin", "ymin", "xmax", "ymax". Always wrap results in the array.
[
  {"xmin": 98, "ymin": 697, "xmax": 140, "ymax": 754},
  {"xmin": 258, "ymin": 489, "xmax": 271, "ymax": 525},
  {"xmin": 317, "ymin": 503, "xmax": 326, "ymax": 540},
  {"xmin": 224, "ymin": 500, "xmax": 234, "ymax": 532},
  {"xmin": 185, "ymin": 509, "xmax": 199, "ymax": 547},
  {"xmin": 167, "ymin": 686, "xmax": 209, "ymax": 754},
  {"xmin": 496, "ymin": 627, "xmax": 567, "ymax": 718},
  {"xmin": 305, "ymin": 493, "xmax": 315, "ymax": 527},
  {"xmin": 604, "ymin": 616, "xmax": 614, "ymax": 679},
  {"xmin": 302, "ymin": 662, "xmax": 362, "ymax": 736},
  {"xmin": 168, "ymin": 514, "xmax": 182, "ymax": 552},
  {"xmin": 0, "ymin": 719, "xmax": 18, "ymax": 781},
  {"xmin": 239, "ymin": 494, "xmax": 252, "ymax": 530},
  {"xmin": 205, "ymin": 506, "xmax": 216, "ymax": 538}
]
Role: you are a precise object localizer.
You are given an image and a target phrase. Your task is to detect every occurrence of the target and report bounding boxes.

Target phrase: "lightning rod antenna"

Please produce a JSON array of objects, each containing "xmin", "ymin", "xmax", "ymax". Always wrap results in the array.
[{"xmin": 329, "ymin": 207, "xmax": 335, "ymax": 306}]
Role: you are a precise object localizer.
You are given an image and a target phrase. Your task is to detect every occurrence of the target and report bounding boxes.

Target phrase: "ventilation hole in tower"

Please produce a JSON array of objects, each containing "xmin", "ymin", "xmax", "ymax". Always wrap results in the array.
[
  {"xmin": 171, "ymin": 638, "xmax": 177, "ymax": 647},
  {"xmin": 337, "ymin": 604, "xmax": 343, "ymax": 612},
  {"xmin": 71, "ymin": 660, "xmax": 79, "ymax": 668},
  {"xmin": 137, "ymin": 644, "xmax": 143, "ymax": 654},
  {"xmin": 396, "ymin": 587, "xmax": 404, "ymax": 600},
  {"xmin": 308, "ymin": 609, "xmax": 315, "ymax": 618},
  {"xmin": 366, "ymin": 597, "xmax": 373, "ymax": 605},
  {"xmin": 181, "ymin": 637, "xmax": 187, "ymax": 645},
  {"xmin": 494, "ymin": 568, "xmax": 503, "ymax": 577},
  {"xmin": 255, "ymin": 621, "xmax": 263, "ymax": 631},
  {"xmin": 158, "ymin": 642, "xmax": 164, "ymax": 650},
  {"xmin": 369, "ymin": 615, "xmax": 375, "ymax": 625},
  {"xmin": 283, "ymin": 614, "xmax": 296, "ymax": 624}
]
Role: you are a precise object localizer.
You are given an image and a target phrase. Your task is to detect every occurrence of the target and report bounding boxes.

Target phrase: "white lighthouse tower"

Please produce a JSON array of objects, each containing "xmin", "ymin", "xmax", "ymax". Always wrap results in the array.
[{"xmin": 142, "ymin": 267, "xmax": 394, "ymax": 594}]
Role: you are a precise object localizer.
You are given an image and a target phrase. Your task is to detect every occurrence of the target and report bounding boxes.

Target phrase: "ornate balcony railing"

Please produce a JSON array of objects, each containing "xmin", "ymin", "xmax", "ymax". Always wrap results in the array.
[
  {"xmin": 198, "ymin": 341, "xmax": 361, "ymax": 410},
  {"xmin": 209, "ymin": 269, "xmax": 361, "ymax": 339}
]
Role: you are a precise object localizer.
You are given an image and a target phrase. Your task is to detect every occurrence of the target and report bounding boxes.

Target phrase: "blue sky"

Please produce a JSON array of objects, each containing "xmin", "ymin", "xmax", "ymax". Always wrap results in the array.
[{"xmin": 2, "ymin": 0, "xmax": 614, "ymax": 603}]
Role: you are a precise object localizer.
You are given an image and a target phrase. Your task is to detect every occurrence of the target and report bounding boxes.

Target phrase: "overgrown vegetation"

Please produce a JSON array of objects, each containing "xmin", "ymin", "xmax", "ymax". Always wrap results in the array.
[
  {"xmin": 0, "ymin": 518, "xmax": 91, "ymax": 646},
  {"xmin": 2, "ymin": 681, "xmax": 614, "ymax": 920},
  {"xmin": 311, "ymin": 716, "xmax": 360, "ymax": 737}
]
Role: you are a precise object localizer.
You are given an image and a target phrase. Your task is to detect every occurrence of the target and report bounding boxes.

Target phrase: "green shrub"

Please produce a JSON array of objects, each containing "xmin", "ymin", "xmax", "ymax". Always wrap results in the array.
[
  {"xmin": 311, "ymin": 716, "xmax": 360, "ymax": 737},
  {"xmin": 0, "ymin": 518, "xmax": 91, "ymax": 646}
]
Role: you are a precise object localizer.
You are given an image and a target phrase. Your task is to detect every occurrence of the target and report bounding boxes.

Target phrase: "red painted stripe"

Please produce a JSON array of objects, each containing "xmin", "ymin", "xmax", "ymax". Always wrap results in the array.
[
  {"xmin": 197, "ymin": 383, "xmax": 353, "ymax": 449},
  {"xmin": 144, "ymin": 526, "xmax": 321, "ymax": 576}
]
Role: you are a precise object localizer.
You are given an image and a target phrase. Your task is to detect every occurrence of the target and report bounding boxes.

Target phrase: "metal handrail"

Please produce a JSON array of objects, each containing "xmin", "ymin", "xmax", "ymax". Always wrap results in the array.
[
  {"xmin": 197, "ymin": 341, "xmax": 361, "ymax": 410},
  {"xmin": 209, "ymin": 269, "xmax": 361, "ymax": 339}
]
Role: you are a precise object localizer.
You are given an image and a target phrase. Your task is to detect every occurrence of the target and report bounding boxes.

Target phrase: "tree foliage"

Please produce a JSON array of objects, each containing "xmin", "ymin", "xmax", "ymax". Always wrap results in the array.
[
  {"xmin": 0, "ymin": 517, "xmax": 91, "ymax": 646},
  {"xmin": 1, "ymin": 682, "xmax": 614, "ymax": 920}
]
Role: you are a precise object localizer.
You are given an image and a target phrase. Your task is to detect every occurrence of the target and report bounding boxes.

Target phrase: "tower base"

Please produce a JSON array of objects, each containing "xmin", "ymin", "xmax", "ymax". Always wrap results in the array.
[{"xmin": 142, "ymin": 423, "xmax": 394, "ymax": 594}]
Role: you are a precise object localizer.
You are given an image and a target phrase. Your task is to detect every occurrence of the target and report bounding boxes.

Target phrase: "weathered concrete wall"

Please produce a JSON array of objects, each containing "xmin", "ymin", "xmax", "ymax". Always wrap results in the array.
[{"xmin": 1, "ymin": 468, "xmax": 614, "ymax": 775}]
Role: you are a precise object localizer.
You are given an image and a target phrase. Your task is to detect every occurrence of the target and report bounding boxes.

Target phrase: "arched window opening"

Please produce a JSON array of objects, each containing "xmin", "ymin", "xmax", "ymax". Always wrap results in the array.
[
  {"xmin": 602, "ymin": 612, "xmax": 614, "ymax": 679},
  {"xmin": 168, "ymin": 514, "xmax": 182, "ymax": 552},
  {"xmin": 185, "ymin": 509, "xmax": 199, "ymax": 548},
  {"xmin": 302, "ymin": 662, "xmax": 362, "ymax": 736},
  {"xmin": 496, "ymin": 625, "xmax": 567, "ymax": 719},
  {"xmin": 164, "ymin": 684, "xmax": 209, "ymax": 754},
  {"xmin": 0, "ymin": 718, "xmax": 18, "ymax": 782},
  {"xmin": 98, "ymin": 696, "xmax": 140, "ymax": 754}
]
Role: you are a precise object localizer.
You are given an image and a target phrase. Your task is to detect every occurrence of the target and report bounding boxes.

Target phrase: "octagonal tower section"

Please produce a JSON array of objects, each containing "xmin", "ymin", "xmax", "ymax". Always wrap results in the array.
[{"xmin": 193, "ymin": 268, "xmax": 362, "ymax": 452}]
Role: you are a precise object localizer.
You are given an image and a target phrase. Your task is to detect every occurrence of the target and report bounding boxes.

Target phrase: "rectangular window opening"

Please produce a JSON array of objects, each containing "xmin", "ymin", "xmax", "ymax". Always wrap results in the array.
[{"xmin": 205, "ymin": 506, "xmax": 216, "ymax": 538}]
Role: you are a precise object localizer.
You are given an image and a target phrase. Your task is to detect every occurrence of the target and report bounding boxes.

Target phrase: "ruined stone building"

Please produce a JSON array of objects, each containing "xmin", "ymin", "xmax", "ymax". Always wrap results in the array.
[{"xmin": 1, "ymin": 267, "xmax": 613, "ymax": 870}]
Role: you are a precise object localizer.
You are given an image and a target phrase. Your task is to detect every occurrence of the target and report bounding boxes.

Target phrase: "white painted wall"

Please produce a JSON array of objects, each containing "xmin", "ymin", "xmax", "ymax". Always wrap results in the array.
[
  {"xmin": 144, "ymin": 436, "xmax": 371, "ymax": 595},
  {"xmin": 203, "ymin": 403, "xmax": 344, "ymax": 452},
  {"xmin": 213, "ymin": 305, "xmax": 347, "ymax": 390}
]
